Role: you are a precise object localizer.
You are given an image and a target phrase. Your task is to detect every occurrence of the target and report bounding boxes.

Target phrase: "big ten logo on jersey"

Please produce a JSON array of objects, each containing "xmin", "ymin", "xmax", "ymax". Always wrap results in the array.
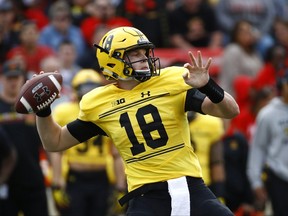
[{"xmin": 112, "ymin": 98, "xmax": 126, "ymax": 106}]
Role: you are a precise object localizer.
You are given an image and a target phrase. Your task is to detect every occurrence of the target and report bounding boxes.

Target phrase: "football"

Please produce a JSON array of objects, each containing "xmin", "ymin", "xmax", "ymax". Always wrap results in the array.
[{"xmin": 15, "ymin": 72, "xmax": 63, "ymax": 114}]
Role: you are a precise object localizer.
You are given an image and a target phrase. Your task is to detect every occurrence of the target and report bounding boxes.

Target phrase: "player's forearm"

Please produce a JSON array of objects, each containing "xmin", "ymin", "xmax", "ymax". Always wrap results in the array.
[
  {"xmin": 215, "ymin": 92, "xmax": 240, "ymax": 118},
  {"xmin": 36, "ymin": 115, "xmax": 63, "ymax": 152},
  {"xmin": 37, "ymin": 115, "xmax": 80, "ymax": 152},
  {"xmin": 201, "ymin": 90, "xmax": 239, "ymax": 119}
]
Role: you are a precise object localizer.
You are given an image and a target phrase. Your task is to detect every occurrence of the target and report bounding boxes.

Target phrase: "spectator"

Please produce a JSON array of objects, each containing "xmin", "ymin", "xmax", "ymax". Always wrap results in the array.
[
  {"xmin": 224, "ymin": 77, "xmax": 275, "ymax": 216},
  {"xmin": 168, "ymin": 0, "xmax": 223, "ymax": 49},
  {"xmin": 252, "ymin": 45, "xmax": 288, "ymax": 92},
  {"xmin": 39, "ymin": 0, "xmax": 86, "ymax": 61},
  {"xmin": 165, "ymin": 0, "xmax": 181, "ymax": 12},
  {"xmin": 50, "ymin": 69, "xmax": 127, "ymax": 216},
  {"xmin": 20, "ymin": 0, "xmax": 49, "ymax": 30},
  {"xmin": 215, "ymin": 0, "xmax": 276, "ymax": 56},
  {"xmin": 223, "ymin": 133, "xmax": 257, "ymax": 215},
  {"xmin": 78, "ymin": 24, "xmax": 111, "ymax": 72},
  {"xmin": 0, "ymin": 60, "xmax": 48, "ymax": 216},
  {"xmin": 80, "ymin": 0, "xmax": 132, "ymax": 46},
  {"xmin": 40, "ymin": 55, "xmax": 62, "ymax": 73},
  {"xmin": 69, "ymin": 0, "xmax": 91, "ymax": 27},
  {"xmin": 247, "ymin": 70, "xmax": 288, "ymax": 215},
  {"xmin": 223, "ymin": 84, "xmax": 274, "ymax": 216},
  {"xmin": 225, "ymin": 45, "xmax": 287, "ymax": 142},
  {"xmin": 273, "ymin": 0, "xmax": 288, "ymax": 21},
  {"xmin": 0, "ymin": 1, "xmax": 21, "ymax": 65},
  {"xmin": 226, "ymin": 80, "xmax": 274, "ymax": 143},
  {"xmin": 272, "ymin": 18, "xmax": 288, "ymax": 53},
  {"xmin": 119, "ymin": 0, "xmax": 170, "ymax": 47},
  {"xmin": 40, "ymin": 40, "xmax": 82, "ymax": 108},
  {"xmin": 6, "ymin": 20, "xmax": 55, "ymax": 77},
  {"xmin": 219, "ymin": 20, "xmax": 263, "ymax": 98},
  {"xmin": 57, "ymin": 39, "xmax": 82, "ymax": 98}
]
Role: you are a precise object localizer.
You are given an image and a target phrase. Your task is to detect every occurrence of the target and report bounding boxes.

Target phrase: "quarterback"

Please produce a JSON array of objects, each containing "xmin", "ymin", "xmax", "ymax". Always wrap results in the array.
[{"xmin": 36, "ymin": 27, "xmax": 239, "ymax": 215}]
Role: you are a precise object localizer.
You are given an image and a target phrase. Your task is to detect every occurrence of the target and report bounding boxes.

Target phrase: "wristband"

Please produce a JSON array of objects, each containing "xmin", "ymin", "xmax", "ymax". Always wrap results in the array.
[
  {"xmin": 36, "ymin": 107, "xmax": 51, "ymax": 117},
  {"xmin": 198, "ymin": 78, "xmax": 224, "ymax": 103}
]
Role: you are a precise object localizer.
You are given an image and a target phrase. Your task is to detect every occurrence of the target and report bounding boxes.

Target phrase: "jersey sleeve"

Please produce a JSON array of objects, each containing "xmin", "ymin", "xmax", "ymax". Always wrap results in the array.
[
  {"xmin": 66, "ymin": 119, "xmax": 107, "ymax": 143},
  {"xmin": 184, "ymin": 88, "xmax": 206, "ymax": 114}
]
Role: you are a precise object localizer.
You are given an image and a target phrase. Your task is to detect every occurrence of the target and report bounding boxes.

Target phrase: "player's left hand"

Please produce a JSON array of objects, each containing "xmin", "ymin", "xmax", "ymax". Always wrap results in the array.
[{"xmin": 182, "ymin": 51, "xmax": 212, "ymax": 88}]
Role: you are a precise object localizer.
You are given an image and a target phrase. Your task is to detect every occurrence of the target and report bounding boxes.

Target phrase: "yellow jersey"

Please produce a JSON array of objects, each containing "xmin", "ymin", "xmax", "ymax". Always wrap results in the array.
[
  {"xmin": 189, "ymin": 113, "xmax": 224, "ymax": 185},
  {"xmin": 78, "ymin": 66, "xmax": 205, "ymax": 191}
]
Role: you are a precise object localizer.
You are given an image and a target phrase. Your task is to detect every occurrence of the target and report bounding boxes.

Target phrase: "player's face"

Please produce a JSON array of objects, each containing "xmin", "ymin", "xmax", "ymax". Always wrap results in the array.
[
  {"xmin": 1, "ymin": 75, "xmax": 25, "ymax": 98},
  {"xmin": 124, "ymin": 48, "xmax": 149, "ymax": 71}
]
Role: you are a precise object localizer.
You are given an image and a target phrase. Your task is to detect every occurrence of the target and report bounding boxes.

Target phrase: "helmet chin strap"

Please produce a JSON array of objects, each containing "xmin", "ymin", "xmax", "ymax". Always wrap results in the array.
[
  {"xmin": 135, "ymin": 76, "xmax": 151, "ymax": 82},
  {"xmin": 134, "ymin": 69, "xmax": 151, "ymax": 76},
  {"xmin": 133, "ymin": 69, "xmax": 152, "ymax": 82}
]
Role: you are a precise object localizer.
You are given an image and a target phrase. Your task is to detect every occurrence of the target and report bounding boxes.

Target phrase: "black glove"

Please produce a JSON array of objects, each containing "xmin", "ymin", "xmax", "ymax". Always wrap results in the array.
[{"xmin": 36, "ymin": 107, "xmax": 51, "ymax": 117}]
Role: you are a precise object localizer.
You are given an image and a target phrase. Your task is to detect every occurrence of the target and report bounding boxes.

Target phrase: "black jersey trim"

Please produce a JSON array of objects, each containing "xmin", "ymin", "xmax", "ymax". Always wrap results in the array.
[
  {"xmin": 67, "ymin": 119, "xmax": 107, "ymax": 143},
  {"xmin": 99, "ymin": 93, "xmax": 170, "ymax": 119},
  {"xmin": 125, "ymin": 143, "xmax": 185, "ymax": 164}
]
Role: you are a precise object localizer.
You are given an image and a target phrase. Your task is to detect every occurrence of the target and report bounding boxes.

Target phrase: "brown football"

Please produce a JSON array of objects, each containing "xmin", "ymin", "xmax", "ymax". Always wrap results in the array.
[{"xmin": 15, "ymin": 72, "xmax": 63, "ymax": 114}]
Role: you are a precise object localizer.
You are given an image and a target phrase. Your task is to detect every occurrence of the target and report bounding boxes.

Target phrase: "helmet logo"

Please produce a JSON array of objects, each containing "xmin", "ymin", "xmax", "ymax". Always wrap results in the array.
[
  {"xmin": 131, "ymin": 29, "xmax": 149, "ymax": 44},
  {"xmin": 103, "ymin": 35, "xmax": 114, "ymax": 52}
]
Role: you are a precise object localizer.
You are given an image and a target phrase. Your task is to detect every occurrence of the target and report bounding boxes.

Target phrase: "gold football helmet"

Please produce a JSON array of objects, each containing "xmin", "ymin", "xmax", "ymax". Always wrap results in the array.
[
  {"xmin": 72, "ymin": 69, "xmax": 103, "ymax": 99},
  {"xmin": 94, "ymin": 26, "xmax": 160, "ymax": 82}
]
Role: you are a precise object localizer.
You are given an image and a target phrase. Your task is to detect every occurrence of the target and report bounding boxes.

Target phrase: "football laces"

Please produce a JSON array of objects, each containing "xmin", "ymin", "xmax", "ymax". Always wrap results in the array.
[{"xmin": 36, "ymin": 92, "xmax": 58, "ymax": 111}]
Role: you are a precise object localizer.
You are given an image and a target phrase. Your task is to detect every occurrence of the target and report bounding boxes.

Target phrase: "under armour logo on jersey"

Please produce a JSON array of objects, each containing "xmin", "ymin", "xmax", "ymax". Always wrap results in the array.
[{"xmin": 141, "ymin": 91, "xmax": 150, "ymax": 98}]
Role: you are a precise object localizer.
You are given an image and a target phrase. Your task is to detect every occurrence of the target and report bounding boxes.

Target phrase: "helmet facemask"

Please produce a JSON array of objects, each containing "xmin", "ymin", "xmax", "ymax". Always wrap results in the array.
[{"xmin": 122, "ymin": 47, "xmax": 160, "ymax": 82}]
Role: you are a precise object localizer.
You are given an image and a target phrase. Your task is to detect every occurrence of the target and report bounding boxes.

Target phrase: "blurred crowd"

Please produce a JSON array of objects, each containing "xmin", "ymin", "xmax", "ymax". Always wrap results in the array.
[{"xmin": 1, "ymin": 0, "xmax": 288, "ymax": 215}]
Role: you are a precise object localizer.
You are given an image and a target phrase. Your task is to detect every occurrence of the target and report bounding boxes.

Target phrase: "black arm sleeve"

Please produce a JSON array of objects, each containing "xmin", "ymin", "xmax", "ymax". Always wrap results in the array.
[
  {"xmin": 184, "ymin": 88, "xmax": 206, "ymax": 114},
  {"xmin": 67, "ymin": 119, "xmax": 107, "ymax": 143}
]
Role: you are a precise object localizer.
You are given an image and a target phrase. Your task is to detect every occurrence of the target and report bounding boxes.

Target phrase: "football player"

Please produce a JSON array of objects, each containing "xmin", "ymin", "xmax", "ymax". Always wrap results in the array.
[
  {"xmin": 35, "ymin": 27, "xmax": 239, "ymax": 215},
  {"xmin": 50, "ymin": 69, "xmax": 126, "ymax": 216},
  {"xmin": 188, "ymin": 111, "xmax": 226, "ymax": 203}
]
